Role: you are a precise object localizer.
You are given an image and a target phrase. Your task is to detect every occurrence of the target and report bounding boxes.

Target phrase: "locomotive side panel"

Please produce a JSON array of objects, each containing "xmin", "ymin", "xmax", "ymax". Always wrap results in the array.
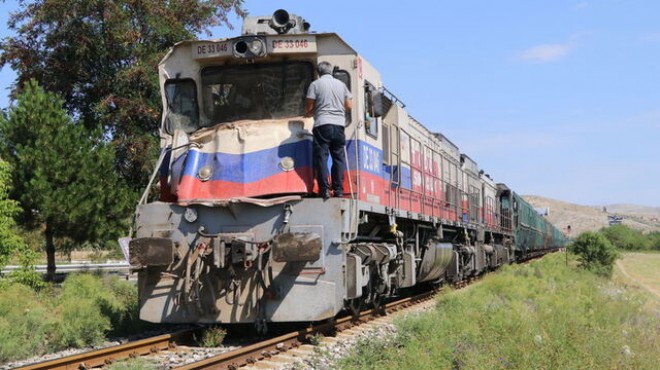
[
  {"xmin": 481, "ymin": 173, "xmax": 499, "ymax": 232},
  {"xmin": 461, "ymin": 154, "xmax": 481, "ymax": 224}
]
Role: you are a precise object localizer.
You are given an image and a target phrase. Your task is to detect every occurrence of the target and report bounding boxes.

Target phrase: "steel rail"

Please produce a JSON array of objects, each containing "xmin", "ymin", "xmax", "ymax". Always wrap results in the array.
[
  {"xmin": 175, "ymin": 291, "xmax": 436, "ymax": 370},
  {"xmin": 16, "ymin": 329, "xmax": 197, "ymax": 370}
]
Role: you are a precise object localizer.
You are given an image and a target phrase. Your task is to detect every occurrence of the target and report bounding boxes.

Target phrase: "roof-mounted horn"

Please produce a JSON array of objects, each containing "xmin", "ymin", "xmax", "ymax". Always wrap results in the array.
[
  {"xmin": 241, "ymin": 9, "xmax": 311, "ymax": 35},
  {"xmin": 269, "ymin": 9, "xmax": 294, "ymax": 34}
]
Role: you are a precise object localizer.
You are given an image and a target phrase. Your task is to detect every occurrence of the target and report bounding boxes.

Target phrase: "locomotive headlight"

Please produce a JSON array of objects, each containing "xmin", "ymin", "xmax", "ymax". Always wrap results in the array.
[
  {"xmin": 233, "ymin": 40, "xmax": 248, "ymax": 56},
  {"xmin": 198, "ymin": 166, "xmax": 213, "ymax": 181},
  {"xmin": 184, "ymin": 207, "xmax": 198, "ymax": 223},
  {"xmin": 248, "ymin": 39, "xmax": 265, "ymax": 56},
  {"xmin": 233, "ymin": 37, "xmax": 266, "ymax": 58},
  {"xmin": 279, "ymin": 156, "xmax": 295, "ymax": 171}
]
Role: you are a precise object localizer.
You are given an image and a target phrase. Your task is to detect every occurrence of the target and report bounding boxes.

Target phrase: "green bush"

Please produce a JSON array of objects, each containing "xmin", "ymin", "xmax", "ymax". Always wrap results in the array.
[
  {"xmin": 599, "ymin": 224, "xmax": 651, "ymax": 250},
  {"xmin": 103, "ymin": 277, "xmax": 153, "ymax": 337},
  {"xmin": 0, "ymin": 160, "xmax": 25, "ymax": 270},
  {"xmin": 8, "ymin": 246, "xmax": 47, "ymax": 290},
  {"xmin": 649, "ymin": 231, "xmax": 660, "ymax": 251},
  {"xmin": 570, "ymin": 232, "xmax": 619, "ymax": 276},
  {"xmin": 197, "ymin": 326, "xmax": 227, "ymax": 347},
  {"xmin": 49, "ymin": 274, "xmax": 113, "ymax": 348},
  {"xmin": 0, "ymin": 283, "xmax": 50, "ymax": 361},
  {"xmin": 0, "ymin": 273, "xmax": 147, "ymax": 362}
]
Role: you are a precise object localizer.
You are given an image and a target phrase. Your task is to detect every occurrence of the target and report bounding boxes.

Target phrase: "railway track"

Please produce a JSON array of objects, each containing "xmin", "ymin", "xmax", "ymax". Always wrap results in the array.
[
  {"xmin": 176, "ymin": 291, "xmax": 436, "ymax": 370},
  {"xmin": 15, "ymin": 292, "xmax": 435, "ymax": 370},
  {"xmin": 15, "ymin": 329, "xmax": 199, "ymax": 370}
]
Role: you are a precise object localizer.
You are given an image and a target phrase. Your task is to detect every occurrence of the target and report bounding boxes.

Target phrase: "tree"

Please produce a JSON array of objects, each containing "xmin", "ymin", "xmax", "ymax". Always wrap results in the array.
[
  {"xmin": 649, "ymin": 231, "xmax": 660, "ymax": 251},
  {"xmin": 0, "ymin": 79, "xmax": 132, "ymax": 280},
  {"xmin": 0, "ymin": 159, "xmax": 24, "ymax": 270},
  {"xmin": 569, "ymin": 232, "xmax": 619, "ymax": 277},
  {"xmin": 599, "ymin": 224, "xmax": 651, "ymax": 251},
  {"xmin": 1, "ymin": 0, "xmax": 245, "ymax": 189}
]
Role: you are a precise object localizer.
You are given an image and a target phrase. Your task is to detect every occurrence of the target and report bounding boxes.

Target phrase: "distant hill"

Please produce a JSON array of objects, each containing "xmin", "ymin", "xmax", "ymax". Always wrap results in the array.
[
  {"xmin": 604, "ymin": 204, "xmax": 660, "ymax": 217},
  {"xmin": 523, "ymin": 195, "xmax": 660, "ymax": 237}
]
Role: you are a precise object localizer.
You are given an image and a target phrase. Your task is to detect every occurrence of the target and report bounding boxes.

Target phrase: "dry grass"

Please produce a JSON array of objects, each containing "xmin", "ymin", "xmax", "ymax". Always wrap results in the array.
[{"xmin": 615, "ymin": 252, "xmax": 660, "ymax": 304}]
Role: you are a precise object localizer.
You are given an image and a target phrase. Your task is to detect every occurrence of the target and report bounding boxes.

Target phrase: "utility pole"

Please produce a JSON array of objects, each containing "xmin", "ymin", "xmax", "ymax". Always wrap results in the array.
[{"xmin": 565, "ymin": 225, "xmax": 572, "ymax": 266}]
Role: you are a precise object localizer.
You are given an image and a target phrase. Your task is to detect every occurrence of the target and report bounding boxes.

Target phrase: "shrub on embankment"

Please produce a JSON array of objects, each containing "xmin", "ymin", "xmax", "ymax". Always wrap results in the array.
[
  {"xmin": 599, "ymin": 224, "xmax": 660, "ymax": 251},
  {"xmin": 570, "ymin": 231, "xmax": 619, "ymax": 276},
  {"xmin": 338, "ymin": 253, "xmax": 659, "ymax": 370},
  {"xmin": 0, "ymin": 273, "xmax": 146, "ymax": 363}
]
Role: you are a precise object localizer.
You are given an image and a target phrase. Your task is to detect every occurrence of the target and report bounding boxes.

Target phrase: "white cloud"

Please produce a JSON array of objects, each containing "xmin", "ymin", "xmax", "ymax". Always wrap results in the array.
[{"xmin": 517, "ymin": 43, "xmax": 574, "ymax": 63}]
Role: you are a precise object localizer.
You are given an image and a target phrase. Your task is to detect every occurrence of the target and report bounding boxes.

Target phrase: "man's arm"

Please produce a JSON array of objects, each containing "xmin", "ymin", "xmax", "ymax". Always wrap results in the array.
[
  {"xmin": 305, "ymin": 98, "xmax": 315, "ymax": 117},
  {"xmin": 344, "ymin": 98, "xmax": 353, "ymax": 111}
]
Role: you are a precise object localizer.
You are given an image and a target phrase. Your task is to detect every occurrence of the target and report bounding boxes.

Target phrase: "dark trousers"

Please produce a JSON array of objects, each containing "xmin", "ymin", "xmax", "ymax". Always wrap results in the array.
[{"xmin": 313, "ymin": 124, "xmax": 346, "ymax": 194}]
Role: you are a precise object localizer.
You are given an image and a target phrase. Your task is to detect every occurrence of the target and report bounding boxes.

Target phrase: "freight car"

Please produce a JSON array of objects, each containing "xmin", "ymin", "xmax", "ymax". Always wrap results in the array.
[{"xmin": 129, "ymin": 10, "xmax": 567, "ymax": 331}]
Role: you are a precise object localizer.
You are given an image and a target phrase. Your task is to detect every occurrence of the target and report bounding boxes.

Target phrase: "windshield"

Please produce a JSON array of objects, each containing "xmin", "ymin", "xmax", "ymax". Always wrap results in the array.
[{"xmin": 202, "ymin": 62, "xmax": 313, "ymax": 124}]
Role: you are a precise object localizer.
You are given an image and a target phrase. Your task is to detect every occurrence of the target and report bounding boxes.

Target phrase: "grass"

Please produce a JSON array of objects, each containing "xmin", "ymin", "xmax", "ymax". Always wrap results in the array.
[
  {"xmin": 2, "ymin": 252, "xmax": 657, "ymax": 367},
  {"xmin": 338, "ymin": 253, "xmax": 660, "ymax": 370},
  {"xmin": 0, "ymin": 273, "xmax": 150, "ymax": 363},
  {"xmin": 106, "ymin": 358, "xmax": 160, "ymax": 370},
  {"xmin": 196, "ymin": 326, "xmax": 227, "ymax": 347},
  {"xmin": 0, "ymin": 283, "xmax": 52, "ymax": 361}
]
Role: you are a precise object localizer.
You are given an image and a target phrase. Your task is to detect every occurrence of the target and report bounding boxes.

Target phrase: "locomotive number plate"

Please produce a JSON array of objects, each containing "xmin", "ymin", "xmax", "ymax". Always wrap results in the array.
[
  {"xmin": 192, "ymin": 41, "xmax": 232, "ymax": 59},
  {"xmin": 268, "ymin": 35, "xmax": 317, "ymax": 54}
]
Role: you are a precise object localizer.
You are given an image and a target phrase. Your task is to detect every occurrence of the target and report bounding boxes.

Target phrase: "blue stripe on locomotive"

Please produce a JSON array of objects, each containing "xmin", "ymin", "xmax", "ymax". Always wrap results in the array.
[
  {"xmin": 346, "ymin": 140, "xmax": 411, "ymax": 189},
  {"xmin": 171, "ymin": 140, "xmax": 313, "ymax": 183},
  {"xmin": 167, "ymin": 138, "xmax": 409, "ymax": 191},
  {"xmin": 345, "ymin": 140, "xmax": 383, "ymax": 177}
]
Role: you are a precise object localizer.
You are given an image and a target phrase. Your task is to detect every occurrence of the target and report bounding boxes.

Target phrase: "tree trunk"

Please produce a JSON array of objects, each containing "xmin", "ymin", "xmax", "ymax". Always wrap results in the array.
[{"xmin": 45, "ymin": 224, "xmax": 56, "ymax": 282}]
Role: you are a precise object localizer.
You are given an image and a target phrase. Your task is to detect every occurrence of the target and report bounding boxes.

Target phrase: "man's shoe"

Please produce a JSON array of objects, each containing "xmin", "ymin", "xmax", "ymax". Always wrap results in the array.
[
  {"xmin": 320, "ymin": 191, "xmax": 330, "ymax": 200},
  {"xmin": 334, "ymin": 191, "xmax": 344, "ymax": 198}
]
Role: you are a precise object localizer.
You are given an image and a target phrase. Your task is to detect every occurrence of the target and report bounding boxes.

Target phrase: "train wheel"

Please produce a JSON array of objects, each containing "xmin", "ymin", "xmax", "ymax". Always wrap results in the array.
[
  {"xmin": 348, "ymin": 297, "xmax": 363, "ymax": 320},
  {"xmin": 371, "ymin": 293, "xmax": 385, "ymax": 316}
]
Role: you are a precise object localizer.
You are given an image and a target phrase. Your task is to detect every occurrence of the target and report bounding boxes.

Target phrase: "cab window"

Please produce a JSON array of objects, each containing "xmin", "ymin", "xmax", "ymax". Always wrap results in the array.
[
  {"xmin": 364, "ymin": 81, "xmax": 378, "ymax": 138},
  {"xmin": 164, "ymin": 79, "xmax": 199, "ymax": 134},
  {"xmin": 333, "ymin": 69, "xmax": 352, "ymax": 125}
]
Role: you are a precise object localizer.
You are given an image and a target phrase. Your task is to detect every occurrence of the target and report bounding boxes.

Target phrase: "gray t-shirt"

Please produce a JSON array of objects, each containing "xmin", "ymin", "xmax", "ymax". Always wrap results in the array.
[{"xmin": 306, "ymin": 74, "xmax": 352, "ymax": 127}]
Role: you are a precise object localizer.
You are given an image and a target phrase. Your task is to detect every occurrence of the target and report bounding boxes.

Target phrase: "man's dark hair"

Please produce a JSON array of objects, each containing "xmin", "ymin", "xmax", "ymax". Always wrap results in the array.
[{"xmin": 317, "ymin": 61, "xmax": 333, "ymax": 76}]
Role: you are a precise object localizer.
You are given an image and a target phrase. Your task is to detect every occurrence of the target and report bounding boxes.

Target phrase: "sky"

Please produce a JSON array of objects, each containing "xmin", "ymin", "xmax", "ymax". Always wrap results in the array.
[{"xmin": 1, "ymin": 0, "xmax": 659, "ymax": 207}]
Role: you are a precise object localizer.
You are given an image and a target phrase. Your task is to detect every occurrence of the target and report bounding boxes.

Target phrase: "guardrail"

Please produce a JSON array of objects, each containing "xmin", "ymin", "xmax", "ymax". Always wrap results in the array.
[{"xmin": 1, "ymin": 262, "xmax": 130, "ymax": 275}]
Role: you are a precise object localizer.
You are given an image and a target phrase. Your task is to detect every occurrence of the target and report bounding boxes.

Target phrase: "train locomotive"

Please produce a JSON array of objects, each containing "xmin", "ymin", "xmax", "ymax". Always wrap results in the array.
[{"xmin": 129, "ymin": 10, "xmax": 567, "ymax": 330}]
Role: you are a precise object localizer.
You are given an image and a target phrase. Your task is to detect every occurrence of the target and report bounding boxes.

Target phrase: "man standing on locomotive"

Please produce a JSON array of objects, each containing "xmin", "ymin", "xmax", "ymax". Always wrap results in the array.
[{"xmin": 305, "ymin": 61, "xmax": 353, "ymax": 200}]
